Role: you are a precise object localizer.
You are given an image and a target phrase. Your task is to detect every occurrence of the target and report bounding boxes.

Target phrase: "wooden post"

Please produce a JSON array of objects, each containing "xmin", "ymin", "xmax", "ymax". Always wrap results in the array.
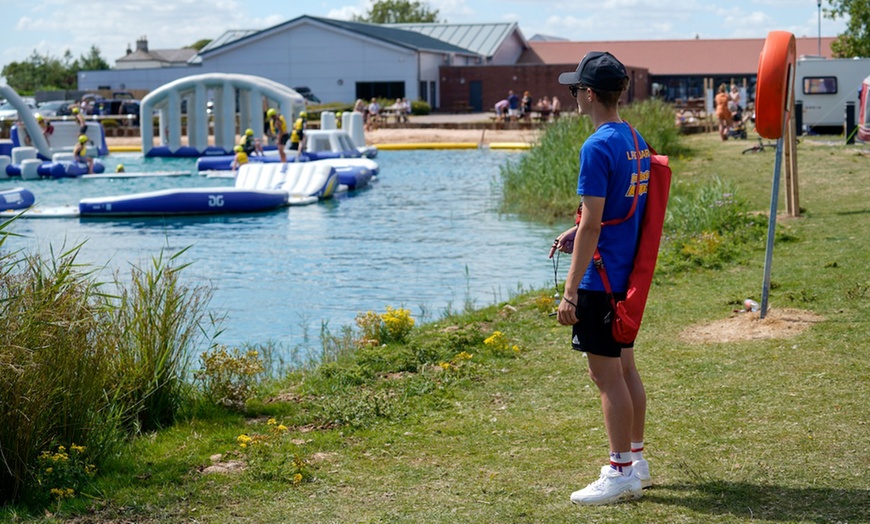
[{"xmin": 783, "ymin": 85, "xmax": 800, "ymax": 217}]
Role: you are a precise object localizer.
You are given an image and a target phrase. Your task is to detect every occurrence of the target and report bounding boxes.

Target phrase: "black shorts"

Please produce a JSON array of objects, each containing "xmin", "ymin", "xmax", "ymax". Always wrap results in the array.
[
  {"xmin": 79, "ymin": 124, "xmax": 88, "ymax": 134},
  {"xmin": 278, "ymin": 133, "xmax": 290, "ymax": 146},
  {"xmin": 289, "ymin": 141, "xmax": 299, "ymax": 151},
  {"xmin": 571, "ymin": 289, "xmax": 634, "ymax": 358}
]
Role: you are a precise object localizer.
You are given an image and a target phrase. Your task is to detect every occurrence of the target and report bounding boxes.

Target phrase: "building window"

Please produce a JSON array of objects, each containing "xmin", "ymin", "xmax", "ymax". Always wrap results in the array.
[
  {"xmin": 419, "ymin": 81, "xmax": 428, "ymax": 103},
  {"xmin": 356, "ymin": 82, "xmax": 405, "ymax": 101},
  {"xmin": 803, "ymin": 77, "xmax": 837, "ymax": 95}
]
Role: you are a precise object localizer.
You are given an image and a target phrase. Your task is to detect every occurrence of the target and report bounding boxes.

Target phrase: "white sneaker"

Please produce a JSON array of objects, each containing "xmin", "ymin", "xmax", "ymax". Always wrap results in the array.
[
  {"xmin": 571, "ymin": 467, "xmax": 643, "ymax": 505},
  {"xmin": 633, "ymin": 458, "xmax": 652, "ymax": 489}
]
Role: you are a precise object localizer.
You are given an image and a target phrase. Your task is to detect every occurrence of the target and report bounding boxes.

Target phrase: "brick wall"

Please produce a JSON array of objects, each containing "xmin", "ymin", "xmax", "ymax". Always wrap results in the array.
[{"xmin": 439, "ymin": 64, "xmax": 649, "ymax": 112}]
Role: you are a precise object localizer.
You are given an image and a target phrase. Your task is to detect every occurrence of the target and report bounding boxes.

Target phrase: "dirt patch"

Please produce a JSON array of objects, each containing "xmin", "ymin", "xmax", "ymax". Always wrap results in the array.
[{"xmin": 680, "ymin": 308, "xmax": 824, "ymax": 343}]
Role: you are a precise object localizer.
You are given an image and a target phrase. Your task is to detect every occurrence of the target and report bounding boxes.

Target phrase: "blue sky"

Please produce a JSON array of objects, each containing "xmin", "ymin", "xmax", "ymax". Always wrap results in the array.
[{"xmin": 0, "ymin": 0, "xmax": 846, "ymax": 72}]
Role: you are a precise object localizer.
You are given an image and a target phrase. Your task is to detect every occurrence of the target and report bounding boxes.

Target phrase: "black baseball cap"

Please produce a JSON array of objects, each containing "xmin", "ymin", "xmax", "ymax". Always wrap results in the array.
[{"xmin": 558, "ymin": 51, "xmax": 628, "ymax": 91}]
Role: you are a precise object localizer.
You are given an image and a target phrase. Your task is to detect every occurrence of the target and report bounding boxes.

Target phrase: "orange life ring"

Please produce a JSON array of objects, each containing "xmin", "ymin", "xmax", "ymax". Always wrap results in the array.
[{"xmin": 755, "ymin": 31, "xmax": 796, "ymax": 139}]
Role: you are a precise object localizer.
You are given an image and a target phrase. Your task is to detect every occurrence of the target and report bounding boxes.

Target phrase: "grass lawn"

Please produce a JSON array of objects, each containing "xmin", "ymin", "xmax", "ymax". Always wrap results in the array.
[{"xmin": 5, "ymin": 131, "xmax": 869, "ymax": 524}]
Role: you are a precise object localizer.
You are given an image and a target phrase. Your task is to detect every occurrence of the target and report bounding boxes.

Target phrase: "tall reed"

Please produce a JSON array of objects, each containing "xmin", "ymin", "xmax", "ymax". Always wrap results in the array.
[
  {"xmin": 98, "ymin": 248, "xmax": 216, "ymax": 432},
  {"xmin": 0, "ymin": 225, "xmax": 215, "ymax": 504},
  {"xmin": 0, "ymin": 236, "xmax": 121, "ymax": 503}
]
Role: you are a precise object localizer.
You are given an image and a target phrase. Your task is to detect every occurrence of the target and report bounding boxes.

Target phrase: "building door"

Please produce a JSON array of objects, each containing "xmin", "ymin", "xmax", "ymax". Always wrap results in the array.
[
  {"xmin": 429, "ymin": 81, "xmax": 437, "ymax": 109},
  {"xmin": 469, "ymin": 81, "xmax": 483, "ymax": 112}
]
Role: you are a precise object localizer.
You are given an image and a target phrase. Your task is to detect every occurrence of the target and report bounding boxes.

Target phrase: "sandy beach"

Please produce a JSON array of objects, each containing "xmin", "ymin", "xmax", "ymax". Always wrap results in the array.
[{"xmin": 103, "ymin": 114, "xmax": 542, "ymax": 149}]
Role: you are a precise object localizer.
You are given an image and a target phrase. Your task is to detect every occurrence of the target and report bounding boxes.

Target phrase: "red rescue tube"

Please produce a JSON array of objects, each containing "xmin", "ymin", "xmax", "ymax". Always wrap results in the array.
[{"xmin": 755, "ymin": 31, "xmax": 796, "ymax": 139}]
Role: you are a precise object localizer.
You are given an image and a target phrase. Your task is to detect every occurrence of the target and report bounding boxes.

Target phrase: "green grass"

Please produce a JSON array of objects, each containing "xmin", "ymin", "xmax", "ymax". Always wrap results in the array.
[{"xmin": 2, "ymin": 131, "xmax": 869, "ymax": 523}]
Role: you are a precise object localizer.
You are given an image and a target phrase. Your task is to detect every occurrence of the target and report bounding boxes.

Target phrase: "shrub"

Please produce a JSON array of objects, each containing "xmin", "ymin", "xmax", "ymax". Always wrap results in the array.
[
  {"xmin": 195, "ymin": 346, "xmax": 265, "ymax": 411},
  {"xmin": 31, "ymin": 444, "xmax": 96, "ymax": 505},
  {"xmin": 658, "ymin": 177, "xmax": 767, "ymax": 272},
  {"xmin": 411, "ymin": 100, "xmax": 431, "ymax": 115},
  {"xmin": 354, "ymin": 306, "xmax": 415, "ymax": 347}
]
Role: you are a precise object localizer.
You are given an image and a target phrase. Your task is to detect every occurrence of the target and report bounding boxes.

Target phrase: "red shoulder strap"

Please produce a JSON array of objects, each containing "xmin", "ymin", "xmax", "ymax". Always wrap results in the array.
[{"xmin": 588, "ymin": 123, "xmax": 645, "ymax": 304}]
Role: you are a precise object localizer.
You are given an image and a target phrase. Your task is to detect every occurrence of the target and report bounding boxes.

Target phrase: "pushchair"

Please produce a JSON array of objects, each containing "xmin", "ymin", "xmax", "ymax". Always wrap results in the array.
[{"xmin": 727, "ymin": 105, "xmax": 748, "ymax": 139}]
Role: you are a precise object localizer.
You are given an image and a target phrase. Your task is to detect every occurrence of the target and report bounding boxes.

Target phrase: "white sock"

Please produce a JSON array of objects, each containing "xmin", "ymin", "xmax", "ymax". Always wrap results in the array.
[
  {"xmin": 631, "ymin": 441, "xmax": 645, "ymax": 462},
  {"xmin": 609, "ymin": 451, "xmax": 633, "ymax": 477}
]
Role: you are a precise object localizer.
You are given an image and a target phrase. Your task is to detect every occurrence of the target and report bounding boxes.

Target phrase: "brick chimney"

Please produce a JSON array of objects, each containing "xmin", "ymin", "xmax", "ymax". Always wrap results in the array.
[{"xmin": 136, "ymin": 36, "xmax": 148, "ymax": 53}]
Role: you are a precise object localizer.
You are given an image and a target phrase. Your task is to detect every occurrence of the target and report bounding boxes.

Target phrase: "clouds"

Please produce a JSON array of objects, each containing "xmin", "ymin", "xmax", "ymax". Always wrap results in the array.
[
  {"xmin": 0, "ymin": 0, "xmax": 849, "ymax": 74},
  {"xmin": 3, "ymin": 1, "xmax": 289, "ymax": 67}
]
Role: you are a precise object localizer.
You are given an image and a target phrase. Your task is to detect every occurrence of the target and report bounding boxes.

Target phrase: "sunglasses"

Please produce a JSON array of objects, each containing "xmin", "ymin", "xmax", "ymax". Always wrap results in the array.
[{"xmin": 569, "ymin": 85, "xmax": 590, "ymax": 98}]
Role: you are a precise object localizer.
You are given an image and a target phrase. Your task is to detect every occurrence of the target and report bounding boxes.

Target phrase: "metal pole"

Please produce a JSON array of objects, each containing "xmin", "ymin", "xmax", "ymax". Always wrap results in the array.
[
  {"xmin": 818, "ymin": 0, "xmax": 822, "ymax": 56},
  {"xmin": 760, "ymin": 118, "xmax": 788, "ymax": 319}
]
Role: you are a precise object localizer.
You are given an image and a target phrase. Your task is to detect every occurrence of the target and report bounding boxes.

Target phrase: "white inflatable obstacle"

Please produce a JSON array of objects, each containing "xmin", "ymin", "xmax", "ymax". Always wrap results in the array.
[
  {"xmin": 1, "ymin": 85, "xmax": 107, "ymax": 158},
  {"xmin": 1, "ymin": 85, "xmax": 50, "ymax": 158},
  {"xmin": 235, "ymin": 161, "xmax": 339, "ymax": 203},
  {"xmin": 140, "ymin": 73, "xmax": 306, "ymax": 157}
]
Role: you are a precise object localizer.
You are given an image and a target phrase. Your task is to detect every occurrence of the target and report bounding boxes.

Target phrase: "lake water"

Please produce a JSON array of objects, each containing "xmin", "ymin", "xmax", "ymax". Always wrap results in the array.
[{"xmin": 2, "ymin": 150, "xmax": 563, "ymax": 356}]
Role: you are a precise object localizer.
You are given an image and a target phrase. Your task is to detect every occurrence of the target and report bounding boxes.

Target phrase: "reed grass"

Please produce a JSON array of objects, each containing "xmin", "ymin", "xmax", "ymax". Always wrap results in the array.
[
  {"xmin": 99, "ymin": 249, "xmax": 216, "ymax": 432},
  {"xmin": 0, "ymin": 232, "xmax": 215, "ymax": 505}
]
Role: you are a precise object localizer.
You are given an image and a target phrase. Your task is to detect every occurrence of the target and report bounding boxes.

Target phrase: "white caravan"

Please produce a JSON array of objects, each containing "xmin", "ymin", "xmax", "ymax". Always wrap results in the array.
[{"xmin": 795, "ymin": 57, "xmax": 870, "ymax": 130}]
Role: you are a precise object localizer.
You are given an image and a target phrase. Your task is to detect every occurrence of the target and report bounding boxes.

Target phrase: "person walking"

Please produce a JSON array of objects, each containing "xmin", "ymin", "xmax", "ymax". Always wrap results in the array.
[
  {"xmin": 715, "ymin": 83, "xmax": 732, "ymax": 141},
  {"xmin": 551, "ymin": 51, "xmax": 652, "ymax": 506}
]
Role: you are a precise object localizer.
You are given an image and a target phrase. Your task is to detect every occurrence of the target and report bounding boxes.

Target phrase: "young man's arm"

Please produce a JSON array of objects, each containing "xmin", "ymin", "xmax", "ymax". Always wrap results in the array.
[{"xmin": 557, "ymin": 196, "xmax": 604, "ymax": 326}]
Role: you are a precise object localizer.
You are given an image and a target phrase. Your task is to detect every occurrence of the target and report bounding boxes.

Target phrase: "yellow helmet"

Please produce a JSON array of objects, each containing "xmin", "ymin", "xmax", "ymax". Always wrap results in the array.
[
  {"xmin": 72, "ymin": 107, "xmax": 80, "ymax": 114},
  {"xmin": 78, "ymin": 135, "xmax": 88, "ymax": 143},
  {"xmin": 245, "ymin": 128, "xmax": 254, "ymax": 136},
  {"xmin": 336, "ymin": 111, "xmax": 342, "ymax": 117},
  {"xmin": 115, "ymin": 164, "xmax": 125, "ymax": 172},
  {"xmin": 299, "ymin": 111, "xmax": 307, "ymax": 118},
  {"xmin": 267, "ymin": 108, "xmax": 277, "ymax": 117},
  {"xmin": 35, "ymin": 113, "xmax": 44, "ymax": 121},
  {"xmin": 234, "ymin": 145, "xmax": 243, "ymax": 152}
]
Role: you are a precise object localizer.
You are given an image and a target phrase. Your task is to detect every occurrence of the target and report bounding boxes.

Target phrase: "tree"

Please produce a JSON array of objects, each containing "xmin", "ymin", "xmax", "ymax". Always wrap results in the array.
[
  {"xmin": 1, "ymin": 46, "xmax": 109, "ymax": 93},
  {"xmin": 78, "ymin": 45, "xmax": 110, "ymax": 71},
  {"xmin": 353, "ymin": 0, "xmax": 440, "ymax": 24},
  {"xmin": 825, "ymin": 0, "xmax": 870, "ymax": 57},
  {"xmin": 188, "ymin": 39, "xmax": 212, "ymax": 51}
]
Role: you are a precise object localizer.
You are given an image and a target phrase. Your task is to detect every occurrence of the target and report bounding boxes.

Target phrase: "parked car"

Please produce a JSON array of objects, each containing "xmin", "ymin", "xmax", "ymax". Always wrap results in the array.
[
  {"xmin": 293, "ymin": 86, "xmax": 321, "ymax": 104},
  {"xmin": 0, "ymin": 101, "xmax": 37, "ymax": 121},
  {"xmin": 37, "ymin": 100, "xmax": 77, "ymax": 117}
]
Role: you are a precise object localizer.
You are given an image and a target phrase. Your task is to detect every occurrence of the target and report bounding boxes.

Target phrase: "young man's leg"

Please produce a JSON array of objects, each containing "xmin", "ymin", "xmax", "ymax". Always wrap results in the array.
[
  {"xmin": 588, "ymin": 354, "xmax": 633, "ymax": 454},
  {"xmin": 621, "ymin": 348, "xmax": 651, "ymax": 487},
  {"xmin": 571, "ymin": 352, "xmax": 642, "ymax": 505}
]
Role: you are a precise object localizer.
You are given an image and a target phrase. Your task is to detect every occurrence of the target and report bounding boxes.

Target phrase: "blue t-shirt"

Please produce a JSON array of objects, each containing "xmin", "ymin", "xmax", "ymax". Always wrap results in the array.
[
  {"xmin": 508, "ymin": 94, "xmax": 519, "ymax": 109},
  {"xmin": 576, "ymin": 121, "xmax": 650, "ymax": 292}
]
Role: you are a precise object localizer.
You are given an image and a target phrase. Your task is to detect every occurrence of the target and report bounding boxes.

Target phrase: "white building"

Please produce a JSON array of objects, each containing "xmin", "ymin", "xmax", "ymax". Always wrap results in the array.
[{"xmin": 77, "ymin": 16, "xmax": 527, "ymax": 109}]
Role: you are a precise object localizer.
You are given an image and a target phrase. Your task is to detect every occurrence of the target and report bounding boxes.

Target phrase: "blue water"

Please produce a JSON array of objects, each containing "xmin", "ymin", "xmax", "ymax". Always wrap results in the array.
[{"xmin": 3, "ymin": 150, "xmax": 562, "ymax": 355}]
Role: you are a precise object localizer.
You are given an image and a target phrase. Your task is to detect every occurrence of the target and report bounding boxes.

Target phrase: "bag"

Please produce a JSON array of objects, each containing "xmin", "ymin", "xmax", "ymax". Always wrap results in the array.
[
  {"xmin": 605, "ymin": 152, "xmax": 671, "ymax": 343},
  {"xmin": 576, "ymin": 125, "xmax": 672, "ymax": 344}
]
